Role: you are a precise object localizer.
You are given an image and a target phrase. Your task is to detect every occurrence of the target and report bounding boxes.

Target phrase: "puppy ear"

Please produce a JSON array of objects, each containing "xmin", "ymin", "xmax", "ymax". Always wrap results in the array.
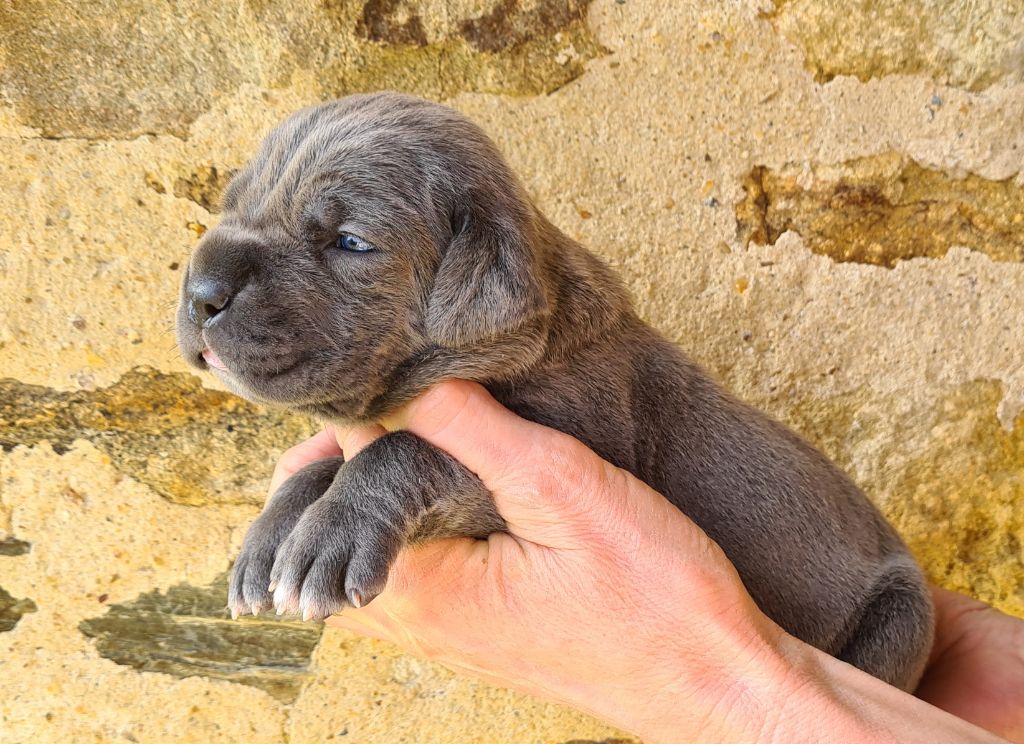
[{"xmin": 425, "ymin": 207, "xmax": 548, "ymax": 347}]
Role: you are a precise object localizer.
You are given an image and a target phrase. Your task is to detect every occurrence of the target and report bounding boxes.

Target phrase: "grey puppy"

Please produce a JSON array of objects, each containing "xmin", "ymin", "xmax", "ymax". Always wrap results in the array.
[{"xmin": 176, "ymin": 93, "xmax": 934, "ymax": 691}]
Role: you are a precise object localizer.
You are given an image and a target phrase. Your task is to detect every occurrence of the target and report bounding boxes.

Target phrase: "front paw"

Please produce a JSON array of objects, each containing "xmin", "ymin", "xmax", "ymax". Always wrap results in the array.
[
  {"xmin": 269, "ymin": 494, "xmax": 405, "ymax": 621},
  {"xmin": 229, "ymin": 513, "xmax": 288, "ymax": 618},
  {"xmin": 228, "ymin": 456, "xmax": 343, "ymax": 619}
]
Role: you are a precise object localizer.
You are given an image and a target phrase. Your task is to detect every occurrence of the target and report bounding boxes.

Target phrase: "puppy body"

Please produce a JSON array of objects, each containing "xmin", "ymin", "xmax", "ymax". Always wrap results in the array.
[{"xmin": 177, "ymin": 93, "xmax": 934, "ymax": 691}]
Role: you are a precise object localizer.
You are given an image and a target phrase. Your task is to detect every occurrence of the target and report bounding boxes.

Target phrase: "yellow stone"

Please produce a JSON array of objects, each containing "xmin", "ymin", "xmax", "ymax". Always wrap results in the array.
[{"xmin": 1, "ymin": 1, "xmax": 1021, "ymax": 741}]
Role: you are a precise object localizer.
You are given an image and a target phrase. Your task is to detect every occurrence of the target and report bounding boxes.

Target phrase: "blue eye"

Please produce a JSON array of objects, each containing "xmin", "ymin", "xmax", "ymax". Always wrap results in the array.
[{"xmin": 336, "ymin": 233, "xmax": 374, "ymax": 252}]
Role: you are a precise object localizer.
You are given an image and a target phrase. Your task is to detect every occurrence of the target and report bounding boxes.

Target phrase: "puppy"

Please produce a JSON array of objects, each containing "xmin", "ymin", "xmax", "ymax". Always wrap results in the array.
[{"xmin": 176, "ymin": 93, "xmax": 934, "ymax": 691}]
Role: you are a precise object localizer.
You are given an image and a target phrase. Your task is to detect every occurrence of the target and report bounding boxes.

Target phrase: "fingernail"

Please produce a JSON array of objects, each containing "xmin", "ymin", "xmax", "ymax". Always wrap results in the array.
[
  {"xmin": 348, "ymin": 588, "xmax": 363, "ymax": 609},
  {"xmin": 251, "ymin": 602, "xmax": 260, "ymax": 617},
  {"xmin": 268, "ymin": 581, "xmax": 277, "ymax": 592},
  {"xmin": 230, "ymin": 608, "xmax": 239, "ymax": 620}
]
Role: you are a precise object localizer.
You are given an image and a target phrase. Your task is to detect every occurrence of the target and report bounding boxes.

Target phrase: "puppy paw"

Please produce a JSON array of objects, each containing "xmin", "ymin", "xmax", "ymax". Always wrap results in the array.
[
  {"xmin": 269, "ymin": 494, "xmax": 404, "ymax": 621},
  {"xmin": 229, "ymin": 513, "xmax": 289, "ymax": 619},
  {"xmin": 227, "ymin": 456, "xmax": 344, "ymax": 619}
]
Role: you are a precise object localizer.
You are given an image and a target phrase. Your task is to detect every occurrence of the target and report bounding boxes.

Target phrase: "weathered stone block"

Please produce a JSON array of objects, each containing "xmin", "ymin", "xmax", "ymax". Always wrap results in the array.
[{"xmin": 79, "ymin": 574, "xmax": 322, "ymax": 703}]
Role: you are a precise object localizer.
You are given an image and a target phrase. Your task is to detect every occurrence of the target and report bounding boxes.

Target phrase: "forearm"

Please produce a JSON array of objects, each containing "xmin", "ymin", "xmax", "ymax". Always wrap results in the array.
[
  {"xmin": 776, "ymin": 635, "xmax": 1006, "ymax": 744},
  {"xmin": 624, "ymin": 630, "xmax": 1006, "ymax": 744}
]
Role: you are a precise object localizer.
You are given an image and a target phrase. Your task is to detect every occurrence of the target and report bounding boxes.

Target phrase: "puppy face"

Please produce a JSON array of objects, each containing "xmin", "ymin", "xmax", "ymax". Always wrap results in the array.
[{"xmin": 176, "ymin": 93, "xmax": 549, "ymax": 421}]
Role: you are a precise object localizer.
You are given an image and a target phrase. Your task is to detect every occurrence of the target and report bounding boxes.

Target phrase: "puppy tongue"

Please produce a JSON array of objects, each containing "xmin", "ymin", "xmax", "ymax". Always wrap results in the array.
[{"xmin": 202, "ymin": 347, "xmax": 229, "ymax": 371}]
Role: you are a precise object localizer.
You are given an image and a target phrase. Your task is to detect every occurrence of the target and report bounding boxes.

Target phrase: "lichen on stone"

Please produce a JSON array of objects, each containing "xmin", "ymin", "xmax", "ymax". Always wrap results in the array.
[
  {"xmin": 736, "ymin": 153, "xmax": 1024, "ymax": 268},
  {"xmin": 357, "ymin": 0, "xmax": 429, "ymax": 47},
  {"xmin": 0, "ymin": 586, "xmax": 37, "ymax": 632},
  {"xmin": 79, "ymin": 574, "xmax": 322, "ymax": 703},
  {"xmin": 300, "ymin": 0, "xmax": 607, "ymax": 103},
  {"xmin": 0, "ymin": 368, "xmax": 316, "ymax": 506},
  {"xmin": 0, "ymin": 536, "xmax": 31, "ymax": 556}
]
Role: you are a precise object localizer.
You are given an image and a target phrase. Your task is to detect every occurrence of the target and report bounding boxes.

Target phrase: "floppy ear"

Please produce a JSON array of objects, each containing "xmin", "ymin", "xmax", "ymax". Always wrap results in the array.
[{"xmin": 425, "ymin": 207, "xmax": 548, "ymax": 348}]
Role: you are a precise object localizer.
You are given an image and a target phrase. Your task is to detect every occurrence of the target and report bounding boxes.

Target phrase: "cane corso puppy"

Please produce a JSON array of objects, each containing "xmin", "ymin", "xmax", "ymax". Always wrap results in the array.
[{"xmin": 176, "ymin": 93, "xmax": 934, "ymax": 691}]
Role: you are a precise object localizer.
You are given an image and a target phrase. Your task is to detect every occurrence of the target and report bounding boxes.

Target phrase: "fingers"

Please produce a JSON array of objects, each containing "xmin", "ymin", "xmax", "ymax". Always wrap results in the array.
[
  {"xmin": 383, "ymin": 380, "xmax": 541, "ymax": 490},
  {"xmin": 384, "ymin": 381, "xmax": 624, "ymax": 542},
  {"xmin": 267, "ymin": 422, "xmax": 388, "ymax": 500},
  {"xmin": 324, "ymin": 612, "xmax": 393, "ymax": 643},
  {"xmin": 928, "ymin": 584, "xmax": 989, "ymax": 617},
  {"xmin": 337, "ymin": 422, "xmax": 387, "ymax": 460},
  {"xmin": 926, "ymin": 584, "xmax": 992, "ymax": 665},
  {"xmin": 267, "ymin": 428, "xmax": 343, "ymax": 497},
  {"xmin": 324, "ymin": 537, "xmax": 486, "ymax": 648}
]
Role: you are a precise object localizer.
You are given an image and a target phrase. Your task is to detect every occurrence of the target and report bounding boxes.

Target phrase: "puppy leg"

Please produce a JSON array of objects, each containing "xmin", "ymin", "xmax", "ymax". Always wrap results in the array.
[
  {"xmin": 269, "ymin": 431, "xmax": 504, "ymax": 621},
  {"xmin": 229, "ymin": 456, "xmax": 344, "ymax": 618},
  {"xmin": 836, "ymin": 559, "xmax": 935, "ymax": 692}
]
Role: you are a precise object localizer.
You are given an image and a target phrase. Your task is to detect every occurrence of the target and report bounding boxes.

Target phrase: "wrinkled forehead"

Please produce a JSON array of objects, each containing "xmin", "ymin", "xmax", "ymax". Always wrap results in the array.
[{"xmin": 221, "ymin": 102, "xmax": 445, "ymax": 238}]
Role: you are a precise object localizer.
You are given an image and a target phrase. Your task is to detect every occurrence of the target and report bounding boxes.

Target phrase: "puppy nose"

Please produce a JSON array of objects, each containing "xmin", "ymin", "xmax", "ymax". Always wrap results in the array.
[{"xmin": 188, "ymin": 278, "xmax": 233, "ymax": 326}]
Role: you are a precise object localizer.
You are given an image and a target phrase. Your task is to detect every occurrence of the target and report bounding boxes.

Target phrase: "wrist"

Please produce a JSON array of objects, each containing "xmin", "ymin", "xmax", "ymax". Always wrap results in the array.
[
  {"xmin": 759, "ymin": 631, "xmax": 1006, "ymax": 744},
  {"xmin": 670, "ymin": 618, "xmax": 835, "ymax": 743},
  {"xmin": 589, "ymin": 610, "xmax": 808, "ymax": 743},
  {"xmin": 762, "ymin": 632, "xmax": 882, "ymax": 744},
  {"xmin": 628, "ymin": 628, "xmax": 867, "ymax": 744}
]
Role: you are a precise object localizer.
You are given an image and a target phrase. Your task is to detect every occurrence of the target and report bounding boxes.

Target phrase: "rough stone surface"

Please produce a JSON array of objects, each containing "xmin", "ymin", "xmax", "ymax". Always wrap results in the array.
[
  {"xmin": 736, "ymin": 153, "xmax": 1024, "ymax": 267},
  {"xmin": 1, "ymin": 0, "xmax": 1022, "ymax": 741},
  {"xmin": 79, "ymin": 574, "xmax": 323, "ymax": 703},
  {"xmin": 173, "ymin": 165, "xmax": 239, "ymax": 214},
  {"xmin": 0, "ymin": 0, "xmax": 604, "ymax": 139},
  {"xmin": 783, "ymin": 378, "xmax": 1024, "ymax": 616},
  {"xmin": 286, "ymin": 628, "xmax": 630, "ymax": 743},
  {"xmin": 0, "ymin": 368, "xmax": 317, "ymax": 506},
  {"xmin": 765, "ymin": 0, "xmax": 1024, "ymax": 91}
]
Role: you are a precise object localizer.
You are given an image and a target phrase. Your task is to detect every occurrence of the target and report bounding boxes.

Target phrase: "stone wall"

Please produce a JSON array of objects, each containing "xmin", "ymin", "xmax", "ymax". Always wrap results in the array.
[{"xmin": 1, "ymin": 1, "xmax": 1021, "ymax": 741}]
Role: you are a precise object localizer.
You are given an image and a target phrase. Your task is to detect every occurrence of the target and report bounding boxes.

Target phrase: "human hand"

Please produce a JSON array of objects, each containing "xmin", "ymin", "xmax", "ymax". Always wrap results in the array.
[
  {"xmin": 319, "ymin": 380, "xmax": 792, "ymax": 741},
  {"xmin": 265, "ymin": 381, "xmax": 1009, "ymax": 743},
  {"xmin": 915, "ymin": 586, "xmax": 1024, "ymax": 742}
]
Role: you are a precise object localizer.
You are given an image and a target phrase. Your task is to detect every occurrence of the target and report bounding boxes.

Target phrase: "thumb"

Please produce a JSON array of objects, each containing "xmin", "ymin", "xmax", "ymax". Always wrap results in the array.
[{"xmin": 385, "ymin": 380, "xmax": 636, "ymax": 547}]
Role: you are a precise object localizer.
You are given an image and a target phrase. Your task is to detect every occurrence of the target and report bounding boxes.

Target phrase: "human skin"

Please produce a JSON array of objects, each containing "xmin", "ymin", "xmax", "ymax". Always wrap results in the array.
[{"xmin": 264, "ymin": 380, "xmax": 1023, "ymax": 743}]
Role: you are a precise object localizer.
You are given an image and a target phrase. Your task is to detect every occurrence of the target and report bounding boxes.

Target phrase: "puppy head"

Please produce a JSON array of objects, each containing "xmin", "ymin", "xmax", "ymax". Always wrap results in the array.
[{"xmin": 175, "ymin": 93, "xmax": 550, "ymax": 421}]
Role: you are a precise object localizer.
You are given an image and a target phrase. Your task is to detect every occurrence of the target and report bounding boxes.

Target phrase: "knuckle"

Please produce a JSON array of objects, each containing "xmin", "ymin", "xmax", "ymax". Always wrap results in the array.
[
  {"xmin": 527, "ymin": 434, "xmax": 604, "ymax": 508},
  {"xmin": 278, "ymin": 443, "xmax": 308, "ymax": 471},
  {"xmin": 404, "ymin": 379, "xmax": 476, "ymax": 438}
]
